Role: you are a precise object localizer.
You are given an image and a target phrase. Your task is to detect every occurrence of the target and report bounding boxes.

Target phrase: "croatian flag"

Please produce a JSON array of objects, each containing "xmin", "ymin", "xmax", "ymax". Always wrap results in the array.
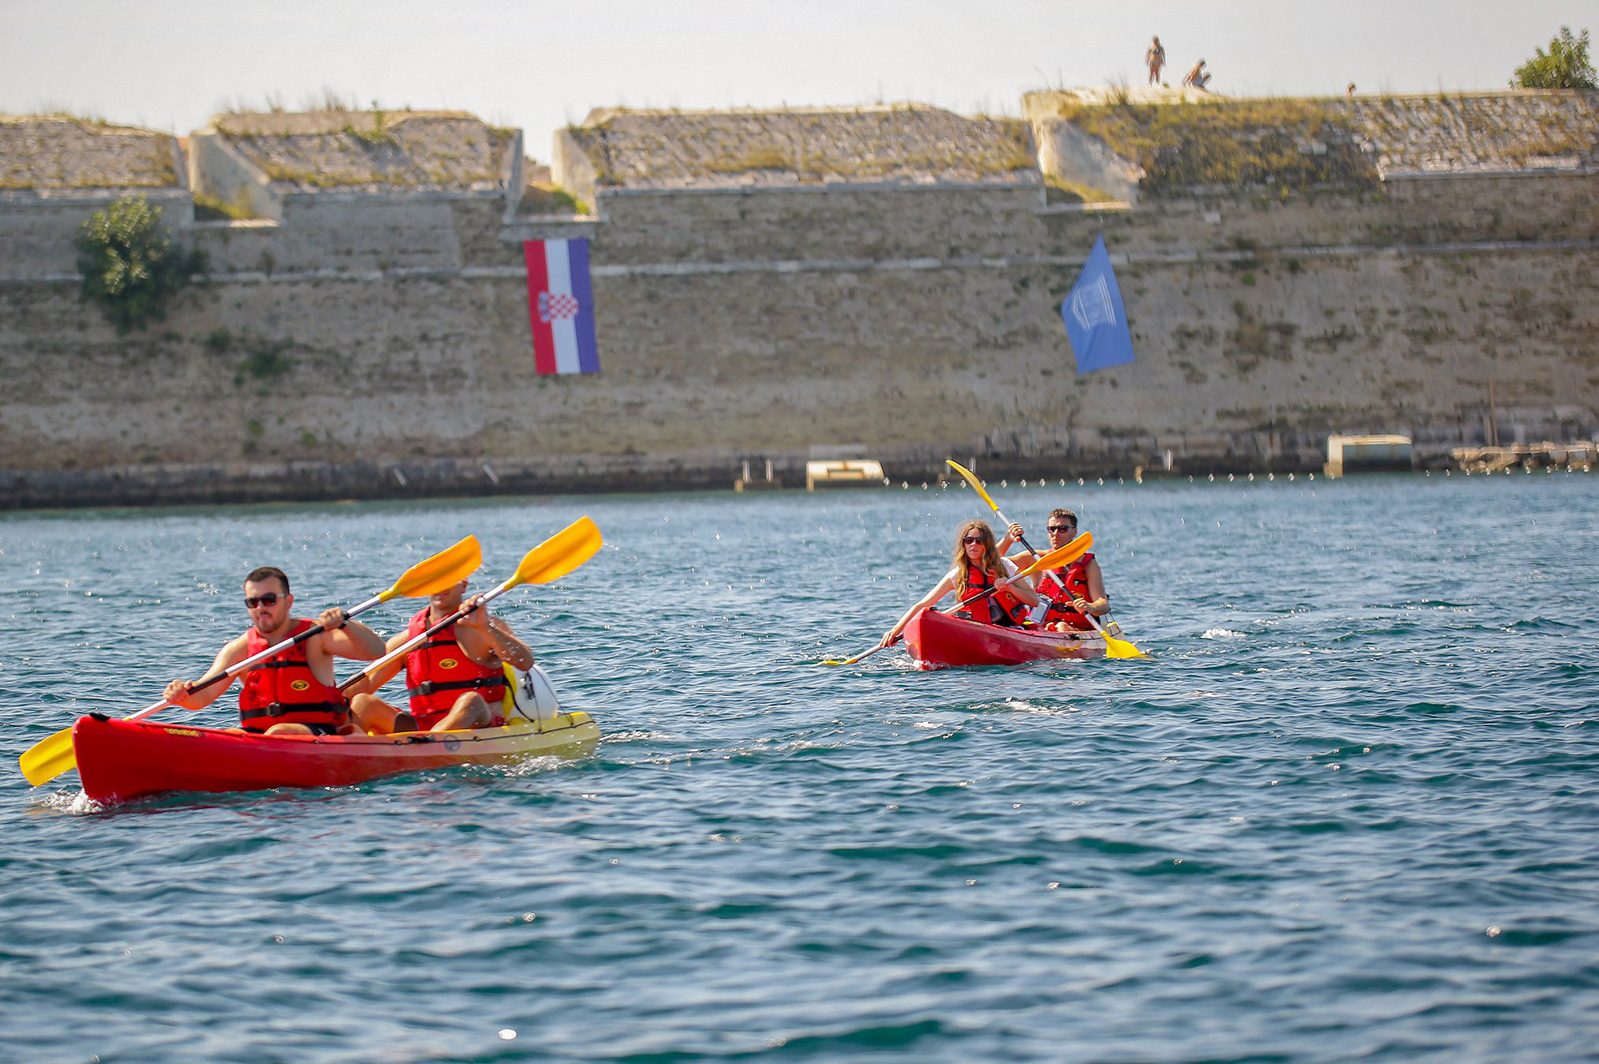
[
  {"xmin": 1060, "ymin": 234, "xmax": 1135, "ymax": 374},
  {"xmin": 524, "ymin": 238, "xmax": 600, "ymax": 374}
]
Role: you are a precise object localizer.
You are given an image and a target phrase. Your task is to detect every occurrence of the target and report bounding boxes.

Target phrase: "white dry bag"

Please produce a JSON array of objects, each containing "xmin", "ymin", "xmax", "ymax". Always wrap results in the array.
[{"xmin": 507, "ymin": 664, "xmax": 562, "ymax": 723}]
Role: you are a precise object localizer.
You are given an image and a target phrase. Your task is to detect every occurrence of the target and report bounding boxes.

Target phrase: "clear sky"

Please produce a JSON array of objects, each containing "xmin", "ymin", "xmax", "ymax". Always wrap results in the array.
[{"xmin": 1, "ymin": 1, "xmax": 1588, "ymax": 161}]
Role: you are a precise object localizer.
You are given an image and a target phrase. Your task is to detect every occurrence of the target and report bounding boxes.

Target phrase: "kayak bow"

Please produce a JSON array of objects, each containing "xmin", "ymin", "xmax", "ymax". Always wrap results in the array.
[{"xmin": 904, "ymin": 609, "xmax": 1106, "ymax": 670}]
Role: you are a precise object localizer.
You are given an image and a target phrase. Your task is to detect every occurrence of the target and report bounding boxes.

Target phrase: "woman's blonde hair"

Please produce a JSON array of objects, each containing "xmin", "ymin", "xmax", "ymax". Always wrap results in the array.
[{"xmin": 952, "ymin": 519, "xmax": 1003, "ymax": 600}]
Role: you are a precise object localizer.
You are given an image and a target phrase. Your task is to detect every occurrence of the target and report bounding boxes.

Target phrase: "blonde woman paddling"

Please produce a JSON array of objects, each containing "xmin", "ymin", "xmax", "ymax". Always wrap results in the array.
[{"xmin": 879, "ymin": 520, "xmax": 1040, "ymax": 648}]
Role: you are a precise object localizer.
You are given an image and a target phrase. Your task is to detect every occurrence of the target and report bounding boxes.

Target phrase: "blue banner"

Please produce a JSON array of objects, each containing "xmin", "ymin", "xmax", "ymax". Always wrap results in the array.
[{"xmin": 1060, "ymin": 235, "xmax": 1135, "ymax": 374}]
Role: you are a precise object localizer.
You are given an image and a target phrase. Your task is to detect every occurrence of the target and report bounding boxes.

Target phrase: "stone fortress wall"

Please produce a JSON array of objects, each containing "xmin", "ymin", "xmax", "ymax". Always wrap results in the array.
[{"xmin": 0, "ymin": 94, "xmax": 1594, "ymax": 507}]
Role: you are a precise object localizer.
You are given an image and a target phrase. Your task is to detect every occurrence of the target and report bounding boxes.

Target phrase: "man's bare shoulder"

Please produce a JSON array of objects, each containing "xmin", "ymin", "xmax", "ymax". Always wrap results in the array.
[{"xmin": 216, "ymin": 630, "xmax": 252, "ymax": 662}]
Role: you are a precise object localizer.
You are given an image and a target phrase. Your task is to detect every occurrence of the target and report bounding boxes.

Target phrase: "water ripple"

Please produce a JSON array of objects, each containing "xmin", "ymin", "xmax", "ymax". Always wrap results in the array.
[{"xmin": 4, "ymin": 480, "xmax": 1599, "ymax": 1061}]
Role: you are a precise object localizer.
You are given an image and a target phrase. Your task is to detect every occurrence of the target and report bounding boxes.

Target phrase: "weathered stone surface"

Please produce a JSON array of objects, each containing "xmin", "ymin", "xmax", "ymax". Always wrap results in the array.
[
  {"xmin": 0, "ymin": 96, "xmax": 1595, "ymax": 507},
  {"xmin": 1328, "ymin": 91, "xmax": 1599, "ymax": 176},
  {"xmin": 0, "ymin": 116, "xmax": 182, "ymax": 190},
  {"xmin": 555, "ymin": 104, "xmax": 1039, "ymax": 207},
  {"xmin": 208, "ymin": 111, "xmax": 516, "ymax": 193},
  {"xmin": 1026, "ymin": 88, "xmax": 1599, "ymax": 199}
]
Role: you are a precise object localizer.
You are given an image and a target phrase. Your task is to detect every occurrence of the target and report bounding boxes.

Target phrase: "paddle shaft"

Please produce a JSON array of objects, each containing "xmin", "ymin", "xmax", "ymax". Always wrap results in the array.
[
  {"xmin": 841, "ymin": 571, "xmax": 1045, "ymax": 666},
  {"xmin": 119, "ymin": 591, "xmax": 390, "ymax": 725},
  {"xmin": 824, "ymin": 640, "xmax": 895, "ymax": 667},
  {"xmin": 947, "ymin": 460, "xmax": 1062, "ymax": 612},
  {"xmin": 339, "ymin": 516, "xmax": 601, "ymax": 690},
  {"xmin": 339, "ymin": 581, "xmax": 516, "ymax": 694},
  {"xmin": 946, "ymin": 459, "xmax": 1138, "ymax": 653},
  {"xmin": 825, "ymin": 532, "xmax": 1091, "ymax": 666},
  {"xmin": 1003, "ymin": 530, "xmax": 1127, "ymax": 645},
  {"xmin": 995, "ymin": 511, "xmax": 1140, "ymax": 654},
  {"xmin": 960, "ymin": 466, "xmax": 1097, "ymax": 624},
  {"xmin": 943, "ymin": 572, "xmax": 1026, "ymax": 617},
  {"xmin": 18, "ymin": 535, "xmax": 486, "ymax": 788},
  {"xmin": 945, "ymin": 528, "xmax": 1092, "ymax": 617}
]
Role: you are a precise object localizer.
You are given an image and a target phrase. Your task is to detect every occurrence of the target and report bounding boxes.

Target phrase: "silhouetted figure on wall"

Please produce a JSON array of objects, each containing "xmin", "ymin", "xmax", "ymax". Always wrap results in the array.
[{"xmin": 1146, "ymin": 37, "xmax": 1166, "ymax": 85}]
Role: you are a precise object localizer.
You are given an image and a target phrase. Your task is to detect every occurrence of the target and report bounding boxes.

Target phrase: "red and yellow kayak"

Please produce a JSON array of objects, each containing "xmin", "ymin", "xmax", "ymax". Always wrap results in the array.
[
  {"xmin": 70, "ymin": 710, "xmax": 600, "ymax": 805},
  {"xmin": 904, "ymin": 609, "xmax": 1106, "ymax": 670}
]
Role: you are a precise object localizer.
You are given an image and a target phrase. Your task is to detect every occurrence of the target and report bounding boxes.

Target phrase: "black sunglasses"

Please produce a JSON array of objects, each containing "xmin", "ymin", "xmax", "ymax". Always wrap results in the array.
[
  {"xmin": 1047, "ymin": 525, "xmax": 1076, "ymax": 534},
  {"xmin": 962, "ymin": 535, "xmax": 987, "ymax": 544},
  {"xmin": 244, "ymin": 593, "xmax": 282, "ymax": 608}
]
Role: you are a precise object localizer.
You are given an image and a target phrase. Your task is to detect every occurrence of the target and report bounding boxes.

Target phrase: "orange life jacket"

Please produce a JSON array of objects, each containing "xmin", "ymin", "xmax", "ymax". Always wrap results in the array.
[
  {"xmin": 403, "ymin": 607, "xmax": 509, "ymax": 728},
  {"xmin": 237, "ymin": 619, "xmax": 350, "ymax": 732},
  {"xmin": 955, "ymin": 562, "xmax": 1030, "ymax": 627},
  {"xmin": 1039, "ymin": 553, "xmax": 1097, "ymax": 630}
]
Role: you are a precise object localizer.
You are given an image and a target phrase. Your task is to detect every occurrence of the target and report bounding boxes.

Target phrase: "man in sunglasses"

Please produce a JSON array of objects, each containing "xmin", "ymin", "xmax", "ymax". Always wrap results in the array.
[
  {"xmin": 996, "ymin": 509, "xmax": 1115, "ymax": 633},
  {"xmin": 162, "ymin": 566, "xmax": 387, "ymax": 735}
]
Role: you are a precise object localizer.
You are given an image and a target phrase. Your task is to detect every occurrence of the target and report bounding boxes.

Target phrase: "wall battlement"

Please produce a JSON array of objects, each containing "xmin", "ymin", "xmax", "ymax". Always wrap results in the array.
[
  {"xmin": 554, "ymin": 103, "xmax": 1039, "ymax": 207},
  {"xmin": 0, "ymin": 116, "xmax": 182, "ymax": 192},
  {"xmin": 203, "ymin": 110, "xmax": 517, "ymax": 193},
  {"xmin": 1026, "ymin": 88, "xmax": 1599, "ymax": 203},
  {"xmin": 0, "ymin": 93, "xmax": 1594, "ymax": 507}
]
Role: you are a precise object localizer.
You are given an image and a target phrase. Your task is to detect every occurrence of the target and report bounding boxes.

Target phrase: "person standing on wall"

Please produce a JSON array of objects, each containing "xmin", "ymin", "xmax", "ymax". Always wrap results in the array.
[{"xmin": 1146, "ymin": 36, "xmax": 1166, "ymax": 85}]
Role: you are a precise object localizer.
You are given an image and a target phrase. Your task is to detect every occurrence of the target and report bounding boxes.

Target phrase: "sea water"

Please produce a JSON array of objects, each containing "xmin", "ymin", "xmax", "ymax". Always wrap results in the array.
[{"xmin": 2, "ymin": 474, "xmax": 1596, "ymax": 1062}]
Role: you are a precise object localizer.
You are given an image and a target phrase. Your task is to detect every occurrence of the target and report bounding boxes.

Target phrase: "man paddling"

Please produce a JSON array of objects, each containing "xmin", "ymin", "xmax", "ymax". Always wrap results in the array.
[
  {"xmin": 346, "ymin": 578, "xmax": 534, "ymax": 733},
  {"xmin": 997, "ymin": 509, "xmax": 1116, "ymax": 633},
  {"xmin": 163, "ymin": 567, "xmax": 387, "ymax": 735}
]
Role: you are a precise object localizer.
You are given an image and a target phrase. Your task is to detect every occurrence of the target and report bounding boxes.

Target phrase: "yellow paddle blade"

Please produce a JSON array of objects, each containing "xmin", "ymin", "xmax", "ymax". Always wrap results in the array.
[
  {"xmin": 510, "ymin": 517, "xmax": 603, "ymax": 587},
  {"xmin": 1018, "ymin": 532, "xmax": 1093, "ymax": 579},
  {"xmin": 382, "ymin": 535, "xmax": 483, "ymax": 601},
  {"xmin": 946, "ymin": 460, "xmax": 1000, "ymax": 512},
  {"xmin": 1101, "ymin": 633, "xmax": 1148, "ymax": 659},
  {"xmin": 19, "ymin": 727, "xmax": 75, "ymax": 787}
]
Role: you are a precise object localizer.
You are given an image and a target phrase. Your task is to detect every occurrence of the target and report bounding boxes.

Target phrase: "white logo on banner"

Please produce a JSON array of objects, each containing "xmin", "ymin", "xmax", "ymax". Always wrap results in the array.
[{"xmin": 1070, "ymin": 276, "xmax": 1117, "ymax": 330}]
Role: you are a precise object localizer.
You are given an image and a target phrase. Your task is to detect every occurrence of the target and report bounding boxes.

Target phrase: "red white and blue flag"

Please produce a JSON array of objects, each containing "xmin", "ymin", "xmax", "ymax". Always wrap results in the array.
[{"xmin": 524, "ymin": 238, "xmax": 600, "ymax": 375}]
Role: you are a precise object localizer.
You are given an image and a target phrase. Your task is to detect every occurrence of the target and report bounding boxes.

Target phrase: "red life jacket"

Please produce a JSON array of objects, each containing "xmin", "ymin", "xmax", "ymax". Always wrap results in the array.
[
  {"xmin": 1039, "ymin": 553, "xmax": 1097, "ymax": 630},
  {"xmin": 237, "ymin": 619, "xmax": 350, "ymax": 732},
  {"xmin": 954, "ymin": 562, "xmax": 1030, "ymax": 627},
  {"xmin": 403, "ymin": 607, "xmax": 510, "ymax": 728}
]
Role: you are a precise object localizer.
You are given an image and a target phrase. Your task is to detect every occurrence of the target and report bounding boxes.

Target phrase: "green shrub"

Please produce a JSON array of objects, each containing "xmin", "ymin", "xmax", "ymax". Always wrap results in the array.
[
  {"xmin": 75, "ymin": 195, "xmax": 204, "ymax": 334},
  {"xmin": 241, "ymin": 339, "xmax": 293, "ymax": 379},
  {"xmin": 1512, "ymin": 26, "xmax": 1596, "ymax": 88},
  {"xmin": 522, "ymin": 183, "xmax": 592, "ymax": 215},
  {"xmin": 193, "ymin": 189, "xmax": 258, "ymax": 221}
]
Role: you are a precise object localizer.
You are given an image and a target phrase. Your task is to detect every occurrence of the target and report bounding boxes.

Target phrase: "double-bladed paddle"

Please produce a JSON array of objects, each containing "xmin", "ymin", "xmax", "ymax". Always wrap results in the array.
[
  {"xmin": 18, "ymin": 535, "xmax": 484, "ymax": 787},
  {"xmin": 946, "ymin": 460, "xmax": 1147, "ymax": 659},
  {"xmin": 339, "ymin": 516, "xmax": 603, "ymax": 697},
  {"xmin": 821, "ymin": 531, "xmax": 1094, "ymax": 666}
]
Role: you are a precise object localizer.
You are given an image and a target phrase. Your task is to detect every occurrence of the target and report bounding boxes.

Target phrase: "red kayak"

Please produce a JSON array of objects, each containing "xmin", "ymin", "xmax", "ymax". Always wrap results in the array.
[
  {"xmin": 70, "ymin": 710, "xmax": 600, "ymax": 805},
  {"xmin": 904, "ymin": 609, "xmax": 1107, "ymax": 670}
]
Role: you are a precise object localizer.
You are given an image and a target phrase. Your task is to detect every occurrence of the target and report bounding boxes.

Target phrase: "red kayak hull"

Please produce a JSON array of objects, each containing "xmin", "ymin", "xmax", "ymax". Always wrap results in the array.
[
  {"xmin": 71, "ymin": 712, "xmax": 600, "ymax": 805},
  {"xmin": 904, "ymin": 609, "xmax": 1106, "ymax": 670}
]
